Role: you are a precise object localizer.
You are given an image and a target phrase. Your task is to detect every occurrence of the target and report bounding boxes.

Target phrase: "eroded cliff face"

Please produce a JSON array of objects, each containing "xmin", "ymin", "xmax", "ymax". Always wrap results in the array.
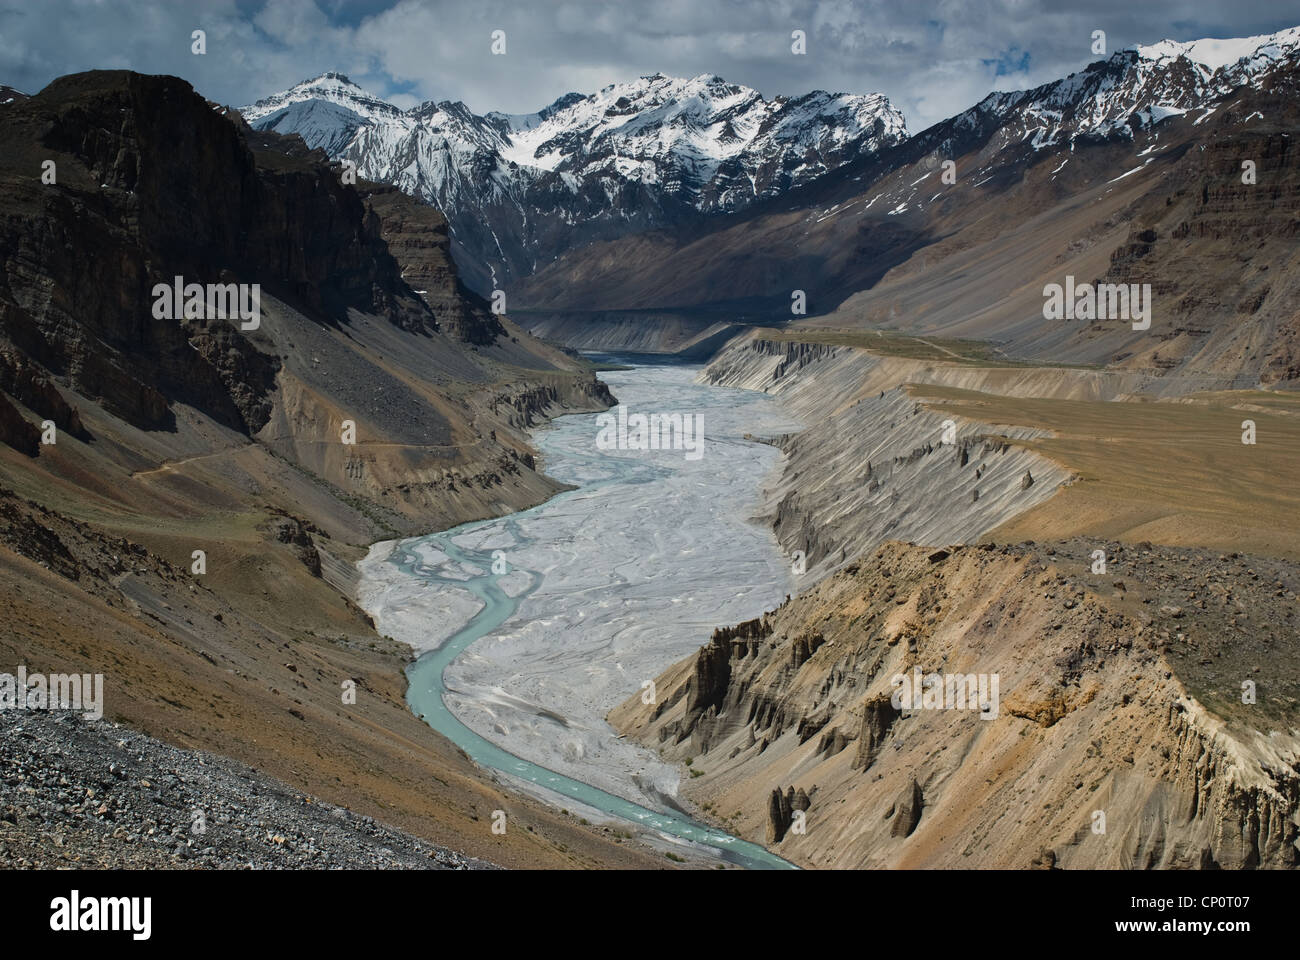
[
  {"xmin": 1086, "ymin": 98, "xmax": 1300, "ymax": 389},
  {"xmin": 360, "ymin": 183, "xmax": 505, "ymax": 346},
  {"xmin": 702, "ymin": 336, "xmax": 1075, "ymax": 577},
  {"xmin": 612, "ymin": 539, "xmax": 1300, "ymax": 869}
]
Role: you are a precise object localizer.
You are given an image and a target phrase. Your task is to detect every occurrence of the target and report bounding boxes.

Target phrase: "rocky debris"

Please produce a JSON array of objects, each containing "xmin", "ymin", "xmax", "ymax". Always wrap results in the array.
[
  {"xmin": 1029, "ymin": 847, "xmax": 1059, "ymax": 870},
  {"xmin": 1021, "ymin": 469, "xmax": 1034, "ymax": 489},
  {"xmin": 0, "ymin": 712, "xmax": 491, "ymax": 870},
  {"xmin": 0, "ymin": 492, "xmax": 84, "ymax": 582}
]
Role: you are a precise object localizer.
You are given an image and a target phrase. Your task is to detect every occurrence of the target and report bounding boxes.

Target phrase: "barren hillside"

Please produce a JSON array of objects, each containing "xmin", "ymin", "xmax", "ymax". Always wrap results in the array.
[{"xmin": 614, "ymin": 539, "xmax": 1300, "ymax": 868}]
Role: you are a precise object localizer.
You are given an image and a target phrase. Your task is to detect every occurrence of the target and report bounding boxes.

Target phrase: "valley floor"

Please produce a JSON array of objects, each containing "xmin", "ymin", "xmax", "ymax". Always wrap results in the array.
[{"xmin": 4, "ymin": 317, "xmax": 1298, "ymax": 871}]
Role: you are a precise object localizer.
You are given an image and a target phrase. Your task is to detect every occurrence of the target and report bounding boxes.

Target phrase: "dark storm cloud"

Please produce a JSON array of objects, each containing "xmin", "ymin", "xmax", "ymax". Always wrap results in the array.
[{"xmin": 2, "ymin": 0, "xmax": 1299, "ymax": 130}]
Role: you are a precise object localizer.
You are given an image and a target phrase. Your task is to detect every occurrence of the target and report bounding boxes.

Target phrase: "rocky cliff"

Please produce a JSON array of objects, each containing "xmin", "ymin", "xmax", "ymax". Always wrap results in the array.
[
  {"xmin": 0, "ymin": 71, "xmax": 427, "ymax": 435},
  {"xmin": 613, "ymin": 538, "xmax": 1300, "ymax": 868},
  {"xmin": 0, "ymin": 69, "xmax": 615, "ymax": 531},
  {"xmin": 358, "ymin": 181, "xmax": 505, "ymax": 346}
]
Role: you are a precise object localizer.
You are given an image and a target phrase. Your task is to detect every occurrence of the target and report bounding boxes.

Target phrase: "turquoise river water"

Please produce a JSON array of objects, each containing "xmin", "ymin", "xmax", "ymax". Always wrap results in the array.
[{"xmin": 368, "ymin": 360, "xmax": 801, "ymax": 870}]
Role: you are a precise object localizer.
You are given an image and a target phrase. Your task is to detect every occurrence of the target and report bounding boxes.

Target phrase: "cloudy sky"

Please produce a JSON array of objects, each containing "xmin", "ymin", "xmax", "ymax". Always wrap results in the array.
[{"xmin": 2, "ymin": 0, "xmax": 1299, "ymax": 131}]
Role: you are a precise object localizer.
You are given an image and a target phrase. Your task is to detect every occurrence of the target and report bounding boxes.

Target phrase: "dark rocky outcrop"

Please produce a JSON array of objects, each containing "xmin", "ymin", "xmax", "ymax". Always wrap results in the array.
[
  {"xmin": 791, "ymin": 630, "xmax": 825, "ymax": 668},
  {"xmin": 486, "ymin": 380, "xmax": 615, "ymax": 430},
  {"xmin": 852, "ymin": 693, "xmax": 900, "ymax": 771},
  {"xmin": 0, "ymin": 394, "xmax": 40, "ymax": 455},
  {"xmin": 362, "ymin": 184, "xmax": 505, "ymax": 345},
  {"xmin": 0, "ymin": 71, "xmax": 435, "ymax": 440},
  {"xmin": 270, "ymin": 514, "xmax": 322, "ymax": 578},
  {"xmin": 0, "ymin": 349, "xmax": 85, "ymax": 440},
  {"xmin": 0, "ymin": 489, "xmax": 82, "ymax": 581},
  {"xmin": 684, "ymin": 636, "xmax": 733, "ymax": 725},
  {"xmin": 887, "ymin": 778, "xmax": 924, "ymax": 838},
  {"xmin": 767, "ymin": 785, "xmax": 812, "ymax": 844}
]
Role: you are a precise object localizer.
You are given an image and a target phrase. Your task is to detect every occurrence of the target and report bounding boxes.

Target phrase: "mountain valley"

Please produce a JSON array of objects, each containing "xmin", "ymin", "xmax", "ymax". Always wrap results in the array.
[{"xmin": 2, "ymin": 14, "xmax": 1299, "ymax": 879}]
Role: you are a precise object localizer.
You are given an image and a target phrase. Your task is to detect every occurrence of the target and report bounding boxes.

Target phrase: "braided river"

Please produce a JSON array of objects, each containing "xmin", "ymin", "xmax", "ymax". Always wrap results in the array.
[{"xmin": 357, "ymin": 359, "xmax": 802, "ymax": 868}]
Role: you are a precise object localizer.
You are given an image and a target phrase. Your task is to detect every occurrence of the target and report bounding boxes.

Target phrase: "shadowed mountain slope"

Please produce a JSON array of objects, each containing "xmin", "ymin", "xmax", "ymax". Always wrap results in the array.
[{"xmin": 0, "ymin": 70, "xmax": 669, "ymax": 869}]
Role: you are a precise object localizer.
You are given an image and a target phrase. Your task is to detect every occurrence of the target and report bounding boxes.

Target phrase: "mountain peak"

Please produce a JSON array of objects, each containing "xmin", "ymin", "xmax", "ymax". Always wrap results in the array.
[
  {"xmin": 240, "ymin": 72, "xmax": 402, "ymax": 127},
  {"xmin": 1133, "ymin": 25, "xmax": 1300, "ymax": 72},
  {"xmin": 284, "ymin": 72, "xmax": 373, "ymax": 98},
  {"xmin": 242, "ymin": 70, "xmax": 907, "ymax": 292},
  {"xmin": 951, "ymin": 22, "xmax": 1300, "ymax": 155}
]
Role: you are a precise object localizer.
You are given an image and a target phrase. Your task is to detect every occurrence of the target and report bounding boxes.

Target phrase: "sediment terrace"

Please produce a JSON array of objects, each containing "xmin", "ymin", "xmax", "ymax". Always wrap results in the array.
[
  {"xmin": 703, "ymin": 331, "xmax": 1300, "ymax": 565},
  {"xmin": 700, "ymin": 333, "xmax": 1089, "ymax": 578}
]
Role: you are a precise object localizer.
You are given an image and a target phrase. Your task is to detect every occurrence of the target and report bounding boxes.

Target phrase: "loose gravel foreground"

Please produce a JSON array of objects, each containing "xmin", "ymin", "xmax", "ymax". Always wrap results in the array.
[{"xmin": 0, "ymin": 711, "xmax": 494, "ymax": 869}]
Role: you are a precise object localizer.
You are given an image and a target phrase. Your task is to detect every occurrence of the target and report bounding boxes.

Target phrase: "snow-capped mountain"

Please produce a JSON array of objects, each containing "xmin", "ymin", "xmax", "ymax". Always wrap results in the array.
[
  {"xmin": 954, "ymin": 26, "xmax": 1300, "ymax": 156},
  {"xmin": 240, "ymin": 72, "xmax": 906, "ymax": 291},
  {"xmin": 506, "ymin": 24, "xmax": 1300, "ymax": 328}
]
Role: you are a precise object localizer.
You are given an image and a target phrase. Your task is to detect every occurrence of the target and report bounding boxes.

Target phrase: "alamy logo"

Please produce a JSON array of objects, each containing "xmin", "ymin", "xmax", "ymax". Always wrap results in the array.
[
  {"xmin": 891, "ymin": 668, "xmax": 999, "ymax": 719},
  {"xmin": 50, "ymin": 891, "xmax": 150, "ymax": 940},
  {"xmin": 151, "ymin": 276, "xmax": 261, "ymax": 330},
  {"xmin": 0, "ymin": 666, "xmax": 103, "ymax": 720},
  {"xmin": 595, "ymin": 404, "xmax": 704, "ymax": 460},
  {"xmin": 1043, "ymin": 276, "xmax": 1151, "ymax": 330}
]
